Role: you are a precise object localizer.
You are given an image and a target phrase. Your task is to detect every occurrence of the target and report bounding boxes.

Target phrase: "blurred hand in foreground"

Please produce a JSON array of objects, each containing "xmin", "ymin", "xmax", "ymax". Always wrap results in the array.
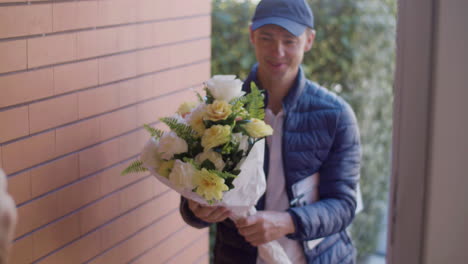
[{"xmin": 0, "ymin": 169, "xmax": 17, "ymax": 264}]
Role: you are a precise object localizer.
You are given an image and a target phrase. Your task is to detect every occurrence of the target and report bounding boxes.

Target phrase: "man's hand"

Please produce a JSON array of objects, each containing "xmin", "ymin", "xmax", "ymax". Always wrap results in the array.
[
  {"xmin": 188, "ymin": 199, "xmax": 231, "ymax": 223},
  {"xmin": 235, "ymin": 211, "xmax": 295, "ymax": 247}
]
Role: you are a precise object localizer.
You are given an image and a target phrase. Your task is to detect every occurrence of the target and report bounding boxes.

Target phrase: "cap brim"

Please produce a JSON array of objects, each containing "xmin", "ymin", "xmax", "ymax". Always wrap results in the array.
[{"xmin": 251, "ymin": 17, "xmax": 307, "ymax": 37}]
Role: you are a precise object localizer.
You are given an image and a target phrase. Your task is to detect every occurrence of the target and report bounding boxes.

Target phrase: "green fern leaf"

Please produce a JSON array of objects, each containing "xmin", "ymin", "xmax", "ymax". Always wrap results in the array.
[
  {"xmin": 245, "ymin": 82, "xmax": 265, "ymax": 119},
  {"xmin": 160, "ymin": 117, "xmax": 197, "ymax": 142},
  {"xmin": 121, "ymin": 160, "xmax": 148, "ymax": 175},
  {"xmin": 143, "ymin": 124, "xmax": 163, "ymax": 139},
  {"xmin": 229, "ymin": 95, "xmax": 248, "ymax": 106}
]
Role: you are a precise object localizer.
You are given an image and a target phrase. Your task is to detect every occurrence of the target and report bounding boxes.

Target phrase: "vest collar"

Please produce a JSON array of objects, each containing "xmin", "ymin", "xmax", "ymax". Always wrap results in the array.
[{"xmin": 243, "ymin": 64, "xmax": 306, "ymax": 111}]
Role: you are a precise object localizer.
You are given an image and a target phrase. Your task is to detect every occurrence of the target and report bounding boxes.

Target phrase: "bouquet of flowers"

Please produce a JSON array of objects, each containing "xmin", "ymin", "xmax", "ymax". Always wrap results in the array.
[{"xmin": 122, "ymin": 75, "xmax": 291, "ymax": 264}]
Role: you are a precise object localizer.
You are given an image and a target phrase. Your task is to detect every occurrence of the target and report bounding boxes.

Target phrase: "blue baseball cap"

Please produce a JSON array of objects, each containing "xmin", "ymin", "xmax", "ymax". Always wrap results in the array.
[{"xmin": 251, "ymin": 0, "xmax": 314, "ymax": 37}]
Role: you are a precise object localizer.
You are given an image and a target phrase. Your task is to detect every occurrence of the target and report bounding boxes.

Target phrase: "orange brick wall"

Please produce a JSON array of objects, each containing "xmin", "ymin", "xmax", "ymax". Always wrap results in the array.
[{"xmin": 0, "ymin": 0, "xmax": 211, "ymax": 263}]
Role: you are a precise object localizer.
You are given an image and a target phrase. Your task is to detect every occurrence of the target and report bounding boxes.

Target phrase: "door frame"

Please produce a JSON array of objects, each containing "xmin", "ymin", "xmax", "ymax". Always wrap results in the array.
[{"xmin": 388, "ymin": 0, "xmax": 437, "ymax": 263}]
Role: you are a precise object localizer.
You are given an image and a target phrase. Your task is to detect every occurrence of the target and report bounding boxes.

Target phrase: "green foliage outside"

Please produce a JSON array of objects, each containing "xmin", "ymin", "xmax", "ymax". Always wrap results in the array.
[{"xmin": 211, "ymin": 0, "xmax": 396, "ymax": 262}]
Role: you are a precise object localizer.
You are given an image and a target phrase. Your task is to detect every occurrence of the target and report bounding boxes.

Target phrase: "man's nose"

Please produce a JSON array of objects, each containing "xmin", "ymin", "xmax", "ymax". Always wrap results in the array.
[{"xmin": 271, "ymin": 41, "xmax": 285, "ymax": 57}]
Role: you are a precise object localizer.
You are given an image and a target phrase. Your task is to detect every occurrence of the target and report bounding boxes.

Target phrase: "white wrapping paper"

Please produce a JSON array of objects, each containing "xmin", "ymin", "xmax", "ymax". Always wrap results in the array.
[{"xmin": 145, "ymin": 139, "xmax": 291, "ymax": 264}]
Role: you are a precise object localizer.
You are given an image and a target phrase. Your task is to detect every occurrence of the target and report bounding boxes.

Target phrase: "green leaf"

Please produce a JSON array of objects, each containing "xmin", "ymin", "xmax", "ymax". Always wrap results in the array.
[
  {"xmin": 221, "ymin": 142, "xmax": 233, "ymax": 155},
  {"xmin": 204, "ymin": 87, "xmax": 215, "ymax": 104},
  {"xmin": 211, "ymin": 170, "xmax": 237, "ymax": 189},
  {"xmin": 121, "ymin": 160, "xmax": 148, "ymax": 175},
  {"xmin": 231, "ymin": 149, "xmax": 244, "ymax": 165},
  {"xmin": 143, "ymin": 124, "xmax": 163, "ymax": 139},
  {"xmin": 229, "ymin": 95, "xmax": 248, "ymax": 106},
  {"xmin": 201, "ymin": 159, "xmax": 216, "ymax": 170},
  {"xmin": 196, "ymin": 91, "xmax": 205, "ymax": 102},
  {"xmin": 160, "ymin": 117, "xmax": 197, "ymax": 142},
  {"xmin": 245, "ymin": 82, "xmax": 265, "ymax": 119}
]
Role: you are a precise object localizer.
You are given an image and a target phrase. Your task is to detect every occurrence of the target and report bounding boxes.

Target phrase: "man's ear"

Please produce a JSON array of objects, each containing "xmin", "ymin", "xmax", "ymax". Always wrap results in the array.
[
  {"xmin": 249, "ymin": 25, "xmax": 255, "ymax": 44},
  {"xmin": 304, "ymin": 29, "xmax": 316, "ymax": 52}
]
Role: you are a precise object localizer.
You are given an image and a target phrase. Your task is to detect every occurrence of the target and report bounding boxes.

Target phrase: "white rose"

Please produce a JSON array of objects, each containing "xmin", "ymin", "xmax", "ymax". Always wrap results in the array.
[
  {"xmin": 169, "ymin": 160, "xmax": 196, "ymax": 189},
  {"xmin": 206, "ymin": 75, "xmax": 245, "ymax": 102},
  {"xmin": 232, "ymin": 132, "xmax": 250, "ymax": 153},
  {"xmin": 157, "ymin": 132, "xmax": 188, "ymax": 160},
  {"xmin": 195, "ymin": 149, "xmax": 225, "ymax": 171},
  {"xmin": 140, "ymin": 138, "xmax": 162, "ymax": 169}
]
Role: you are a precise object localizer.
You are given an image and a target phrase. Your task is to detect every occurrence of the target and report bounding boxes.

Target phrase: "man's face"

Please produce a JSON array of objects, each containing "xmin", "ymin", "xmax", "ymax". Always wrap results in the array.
[{"xmin": 250, "ymin": 24, "xmax": 315, "ymax": 82}]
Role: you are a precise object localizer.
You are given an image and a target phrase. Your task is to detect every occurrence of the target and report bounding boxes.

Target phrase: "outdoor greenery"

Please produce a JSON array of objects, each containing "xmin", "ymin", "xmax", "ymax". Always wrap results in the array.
[{"xmin": 211, "ymin": 0, "xmax": 396, "ymax": 262}]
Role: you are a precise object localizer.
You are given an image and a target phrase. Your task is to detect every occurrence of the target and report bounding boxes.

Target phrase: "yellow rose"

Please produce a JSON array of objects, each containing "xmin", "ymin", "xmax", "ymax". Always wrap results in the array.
[
  {"xmin": 177, "ymin": 102, "xmax": 198, "ymax": 117},
  {"xmin": 193, "ymin": 168, "xmax": 229, "ymax": 201},
  {"xmin": 242, "ymin": 118, "xmax": 273, "ymax": 138},
  {"xmin": 157, "ymin": 160, "xmax": 175, "ymax": 178},
  {"xmin": 201, "ymin": 125, "xmax": 231, "ymax": 150},
  {"xmin": 205, "ymin": 100, "xmax": 232, "ymax": 121},
  {"xmin": 187, "ymin": 105, "xmax": 206, "ymax": 137}
]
